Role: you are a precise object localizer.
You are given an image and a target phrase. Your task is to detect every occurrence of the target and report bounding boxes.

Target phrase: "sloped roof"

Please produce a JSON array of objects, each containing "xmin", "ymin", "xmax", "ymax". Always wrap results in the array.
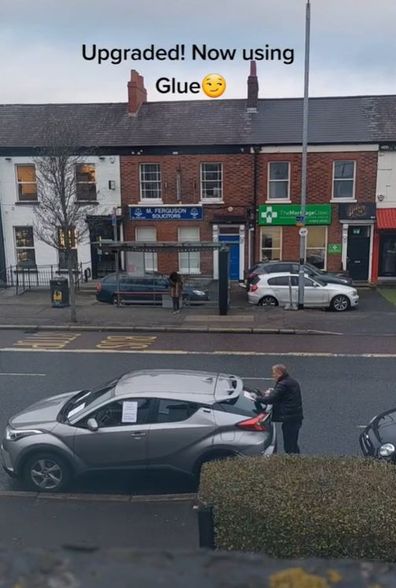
[{"xmin": 1, "ymin": 95, "xmax": 396, "ymax": 149}]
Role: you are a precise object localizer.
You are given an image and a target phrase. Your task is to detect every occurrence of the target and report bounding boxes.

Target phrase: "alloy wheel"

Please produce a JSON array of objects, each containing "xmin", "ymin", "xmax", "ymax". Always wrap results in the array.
[
  {"xmin": 30, "ymin": 458, "xmax": 63, "ymax": 491},
  {"xmin": 332, "ymin": 295, "xmax": 349, "ymax": 312}
]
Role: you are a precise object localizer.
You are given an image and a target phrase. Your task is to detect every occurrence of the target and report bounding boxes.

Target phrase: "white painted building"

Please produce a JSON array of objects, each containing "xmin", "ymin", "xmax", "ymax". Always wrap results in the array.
[
  {"xmin": 373, "ymin": 149, "xmax": 396, "ymax": 281},
  {"xmin": 0, "ymin": 155, "xmax": 121, "ymax": 282}
]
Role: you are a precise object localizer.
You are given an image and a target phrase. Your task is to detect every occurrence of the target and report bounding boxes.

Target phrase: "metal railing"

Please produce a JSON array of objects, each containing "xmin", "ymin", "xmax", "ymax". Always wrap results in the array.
[{"xmin": 0, "ymin": 262, "xmax": 91, "ymax": 295}]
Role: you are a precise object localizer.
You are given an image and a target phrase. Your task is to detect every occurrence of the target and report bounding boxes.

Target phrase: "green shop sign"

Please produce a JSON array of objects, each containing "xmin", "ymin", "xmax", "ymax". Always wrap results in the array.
[
  {"xmin": 328, "ymin": 243, "xmax": 342, "ymax": 254},
  {"xmin": 258, "ymin": 204, "xmax": 332, "ymax": 226}
]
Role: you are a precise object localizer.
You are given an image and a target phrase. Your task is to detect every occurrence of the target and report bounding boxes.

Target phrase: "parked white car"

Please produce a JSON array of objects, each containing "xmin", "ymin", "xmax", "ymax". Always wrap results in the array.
[{"xmin": 248, "ymin": 273, "xmax": 359, "ymax": 312}]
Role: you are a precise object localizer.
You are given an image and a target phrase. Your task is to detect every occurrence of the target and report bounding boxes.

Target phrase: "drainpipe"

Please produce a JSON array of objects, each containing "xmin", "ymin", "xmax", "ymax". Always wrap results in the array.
[
  {"xmin": 252, "ymin": 146, "xmax": 260, "ymax": 265},
  {"xmin": 0, "ymin": 204, "xmax": 6, "ymax": 286}
]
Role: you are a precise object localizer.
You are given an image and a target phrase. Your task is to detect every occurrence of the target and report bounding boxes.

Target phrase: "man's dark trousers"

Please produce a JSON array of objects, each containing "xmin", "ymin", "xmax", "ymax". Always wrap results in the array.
[{"xmin": 282, "ymin": 419, "xmax": 302, "ymax": 454}]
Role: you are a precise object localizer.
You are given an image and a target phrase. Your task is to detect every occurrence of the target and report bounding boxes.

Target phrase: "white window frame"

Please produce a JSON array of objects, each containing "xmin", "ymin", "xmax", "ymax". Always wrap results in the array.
[
  {"xmin": 139, "ymin": 163, "xmax": 162, "ymax": 202},
  {"xmin": 135, "ymin": 226, "xmax": 158, "ymax": 272},
  {"xmin": 331, "ymin": 160, "xmax": 356, "ymax": 202},
  {"xmin": 305, "ymin": 226, "xmax": 328, "ymax": 270},
  {"xmin": 75, "ymin": 163, "xmax": 97, "ymax": 202},
  {"xmin": 14, "ymin": 226, "xmax": 37, "ymax": 267},
  {"xmin": 178, "ymin": 227, "xmax": 201, "ymax": 274},
  {"xmin": 266, "ymin": 162, "xmax": 291, "ymax": 202},
  {"xmin": 260, "ymin": 227, "xmax": 282, "ymax": 261},
  {"xmin": 15, "ymin": 164, "xmax": 38, "ymax": 202},
  {"xmin": 200, "ymin": 163, "xmax": 223, "ymax": 202}
]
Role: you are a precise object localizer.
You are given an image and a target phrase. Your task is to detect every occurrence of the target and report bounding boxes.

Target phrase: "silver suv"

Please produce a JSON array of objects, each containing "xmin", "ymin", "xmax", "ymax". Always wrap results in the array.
[{"xmin": 2, "ymin": 370, "xmax": 276, "ymax": 492}]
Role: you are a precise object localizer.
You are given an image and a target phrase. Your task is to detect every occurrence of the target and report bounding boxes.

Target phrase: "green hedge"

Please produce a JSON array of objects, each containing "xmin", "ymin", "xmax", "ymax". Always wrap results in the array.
[{"xmin": 199, "ymin": 455, "xmax": 396, "ymax": 560}]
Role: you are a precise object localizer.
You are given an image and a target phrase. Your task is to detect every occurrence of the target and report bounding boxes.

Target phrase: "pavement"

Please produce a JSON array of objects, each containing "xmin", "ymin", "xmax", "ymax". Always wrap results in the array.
[
  {"xmin": 0, "ymin": 282, "xmax": 395, "ymax": 335},
  {"xmin": 0, "ymin": 491, "xmax": 197, "ymax": 550}
]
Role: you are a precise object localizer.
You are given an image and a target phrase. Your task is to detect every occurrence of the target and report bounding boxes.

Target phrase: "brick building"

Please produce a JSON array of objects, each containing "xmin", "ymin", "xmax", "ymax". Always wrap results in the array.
[{"xmin": 1, "ymin": 66, "xmax": 396, "ymax": 284}]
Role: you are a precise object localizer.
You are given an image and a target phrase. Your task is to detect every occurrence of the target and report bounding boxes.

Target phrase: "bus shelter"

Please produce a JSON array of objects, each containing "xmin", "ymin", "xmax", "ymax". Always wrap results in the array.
[{"xmin": 94, "ymin": 241, "xmax": 230, "ymax": 315}]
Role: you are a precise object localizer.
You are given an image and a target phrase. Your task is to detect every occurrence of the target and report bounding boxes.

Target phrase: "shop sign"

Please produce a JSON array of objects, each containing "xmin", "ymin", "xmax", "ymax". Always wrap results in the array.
[
  {"xmin": 129, "ymin": 206, "xmax": 203, "ymax": 221},
  {"xmin": 258, "ymin": 204, "xmax": 332, "ymax": 226},
  {"xmin": 328, "ymin": 243, "xmax": 342, "ymax": 254},
  {"xmin": 338, "ymin": 203, "xmax": 376, "ymax": 221}
]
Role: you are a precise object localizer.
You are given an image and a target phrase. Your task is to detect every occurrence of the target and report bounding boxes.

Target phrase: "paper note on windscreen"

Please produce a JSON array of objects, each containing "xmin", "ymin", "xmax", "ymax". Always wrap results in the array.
[{"xmin": 122, "ymin": 401, "xmax": 138, "ymax": 423}]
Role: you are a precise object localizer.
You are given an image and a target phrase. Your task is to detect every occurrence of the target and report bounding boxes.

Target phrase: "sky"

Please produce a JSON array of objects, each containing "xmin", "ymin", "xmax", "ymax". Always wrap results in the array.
[{"xmin": 1, "ymin": 0, "xmax": 396, "ymax": 104}]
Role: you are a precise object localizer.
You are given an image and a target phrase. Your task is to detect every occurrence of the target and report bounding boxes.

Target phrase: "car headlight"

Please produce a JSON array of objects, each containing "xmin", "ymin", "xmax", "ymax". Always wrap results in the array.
[
  {"xmin": 379, "ymin": 443, "xmax": 396, "ymax": 457},
  {"xmin": 192, "ymin": 290, "xmax": 206, "ymax": 296},
  {"xmin": 351, "ymin": 289, "xmax": 357, "ymax": 296},
  {"xmin": 5, "ymin": 426, "xmax": 44, "ymax": 441}
]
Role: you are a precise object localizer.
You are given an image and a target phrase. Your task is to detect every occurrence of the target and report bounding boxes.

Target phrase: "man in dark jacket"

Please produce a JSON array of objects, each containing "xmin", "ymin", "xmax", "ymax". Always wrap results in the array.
[{"xmin": 259, "ymin": 364, "xmax": 303, "ymax": 454}]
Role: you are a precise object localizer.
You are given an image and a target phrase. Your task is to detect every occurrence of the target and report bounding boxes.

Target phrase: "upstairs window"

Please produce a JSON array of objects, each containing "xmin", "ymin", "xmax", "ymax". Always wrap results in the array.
[
  {"xmin": 140, "ymin": 164, "xmax": 161, "ymax": 200},
  {"xmin": 76, "ymin": 164, "xmax": 97, "ymax": 201},
  {"xmin": 201, "ymin": 163, "xmax": 222, "ymax": 200},
  {"xmin": 333, "ymin": 161, "xmax": 355, "ymax": 199},
  {"xmin": 16, "ymin": 165, "xmax": 37, "ymax": 201},
  {"xmin": 268, "ymin": 162, "xmax": 290, "ymax": 200}
]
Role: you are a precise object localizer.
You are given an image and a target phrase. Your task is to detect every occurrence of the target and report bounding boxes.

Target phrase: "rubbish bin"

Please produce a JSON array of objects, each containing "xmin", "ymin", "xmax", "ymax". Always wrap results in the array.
[{"xmin": 50, "ymin": 277, "xmax": 69, "ymax": 308}]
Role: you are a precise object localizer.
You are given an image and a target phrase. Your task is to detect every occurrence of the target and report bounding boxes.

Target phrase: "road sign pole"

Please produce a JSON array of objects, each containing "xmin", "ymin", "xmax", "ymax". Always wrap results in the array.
[{"xmin": 298, "ymin": 0, "xmax": 311, "ymax": 310}]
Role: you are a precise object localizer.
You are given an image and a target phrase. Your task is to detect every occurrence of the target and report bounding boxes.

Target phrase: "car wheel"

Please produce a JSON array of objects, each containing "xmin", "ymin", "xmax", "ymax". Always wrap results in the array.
[
  {"xmin": 258, "ymin": 295, "xmax": 278, "ymax": 307},
  {"xmin": 22, "ymin": 452, "xmax": 71, "ymax": 493},
  {"xmin": 330, "ymin": 295, "xmax": 350, "ymax": 312}
]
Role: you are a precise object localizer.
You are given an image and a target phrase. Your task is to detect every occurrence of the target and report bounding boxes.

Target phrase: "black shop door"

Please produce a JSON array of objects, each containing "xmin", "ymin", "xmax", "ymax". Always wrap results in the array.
[{"xmin": 347, "ymin": 226, "xmax": 370, "ymax": 281}]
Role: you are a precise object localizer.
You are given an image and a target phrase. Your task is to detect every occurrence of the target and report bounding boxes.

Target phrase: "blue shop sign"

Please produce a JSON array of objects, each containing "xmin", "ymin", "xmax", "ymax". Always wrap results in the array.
[{"xmin": 129, "ymin": 206, "xmax": 203, "ymax": 221}]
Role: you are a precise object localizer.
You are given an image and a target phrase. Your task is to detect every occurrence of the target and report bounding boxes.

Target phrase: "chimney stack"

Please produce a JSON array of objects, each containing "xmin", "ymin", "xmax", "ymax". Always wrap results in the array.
[
  {"xmin": 128, "ymin": 70, "xmax": 147, "ymax": 115},
  {"xmin": 247, "ymin": 61, "xmax": 259, "ymax": 112}
]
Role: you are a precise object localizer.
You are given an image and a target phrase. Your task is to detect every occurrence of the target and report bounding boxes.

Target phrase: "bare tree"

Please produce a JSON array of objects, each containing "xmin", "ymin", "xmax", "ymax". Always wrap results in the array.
[{"xmin": 33, "ymin": 117, "xmax": 95, "ymax": 323}]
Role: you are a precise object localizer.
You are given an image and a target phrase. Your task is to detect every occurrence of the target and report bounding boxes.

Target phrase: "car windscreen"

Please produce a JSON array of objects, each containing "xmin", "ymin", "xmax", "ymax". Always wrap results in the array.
[
  {"xmin": 216, "ymin": 386, "xmax": 267, "ymax": 416},
  {"xmin": 305, "ymin": 262, "xmax": 322, "ymax": 275},
  {"xmin": 59, "ymin": 378, "xmax": 119, "ymax": 422}
]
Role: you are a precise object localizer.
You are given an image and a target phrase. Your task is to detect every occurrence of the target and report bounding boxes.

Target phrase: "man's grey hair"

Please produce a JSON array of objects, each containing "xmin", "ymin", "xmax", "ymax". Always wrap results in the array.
[{"xmin": 272, "ymin": 364, "xmax": 288, "ymax": 376}]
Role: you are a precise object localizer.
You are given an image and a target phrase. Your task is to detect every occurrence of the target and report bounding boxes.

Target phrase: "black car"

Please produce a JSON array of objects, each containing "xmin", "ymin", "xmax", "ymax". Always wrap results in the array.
[
  {"xmin": 96, "ymin": 273, "xmax": 209, "ymax": 305},
  {"xmin": 245, "ymin": 261, "xmax": 352, "ymax": 288},
  {"xmin": 360, "ymin": 408, "xmax": 396, "ymax": 462}
]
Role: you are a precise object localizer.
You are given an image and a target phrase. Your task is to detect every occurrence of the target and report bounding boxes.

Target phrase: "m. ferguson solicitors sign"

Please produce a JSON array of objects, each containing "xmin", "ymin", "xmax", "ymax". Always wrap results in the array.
[{"xmin": 129, "ymin": 206, "xmax": 203, "ymax": 221}]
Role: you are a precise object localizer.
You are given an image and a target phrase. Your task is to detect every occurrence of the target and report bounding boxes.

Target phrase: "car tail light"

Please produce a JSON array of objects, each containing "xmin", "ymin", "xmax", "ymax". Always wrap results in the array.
[
  {"xmin": 236, "ymin": 412, "xmax": 270, "ymax": 432},
  {"xmin": 250, "ymin": 284, "xmax": 258, "ymax": 292},
  {"xmin": 96, "ymin": 282, "xmax": 102, "ymax": 293}
]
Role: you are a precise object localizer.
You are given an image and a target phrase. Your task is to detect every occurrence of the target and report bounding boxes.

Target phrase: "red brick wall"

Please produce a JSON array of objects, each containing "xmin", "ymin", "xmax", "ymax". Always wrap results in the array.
[
  {"xmin": 255, "ymin": 151, "xmax": 378, "ymax": 270},
  {"xmin": 120, "ymin": 153, "xmax": 255, "ymax": 275}
]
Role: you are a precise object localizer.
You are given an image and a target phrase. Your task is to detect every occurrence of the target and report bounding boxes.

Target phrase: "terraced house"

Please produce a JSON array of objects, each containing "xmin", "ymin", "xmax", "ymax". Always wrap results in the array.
[{"xmin": 0, "ymin": 64, "xmax": 396, "ymax": 286}]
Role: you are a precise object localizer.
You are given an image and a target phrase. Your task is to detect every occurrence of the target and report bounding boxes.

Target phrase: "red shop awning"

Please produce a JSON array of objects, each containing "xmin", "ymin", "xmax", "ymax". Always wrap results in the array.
[{"xmin": 377, "ymin": 209, "xmax": 396, "ymax": 229}]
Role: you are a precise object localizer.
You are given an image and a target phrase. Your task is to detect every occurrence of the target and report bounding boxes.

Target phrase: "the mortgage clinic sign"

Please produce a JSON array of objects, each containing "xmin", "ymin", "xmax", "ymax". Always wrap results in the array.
[{"xmin": 129, "ymin": 206, "xmax": 203, "ymax": 221}]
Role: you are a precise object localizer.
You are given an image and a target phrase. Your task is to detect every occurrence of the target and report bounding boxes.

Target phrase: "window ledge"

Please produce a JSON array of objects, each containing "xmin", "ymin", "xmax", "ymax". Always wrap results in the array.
[
  {"xmin": 330, "ymin": 199, "xmax": 357, "ymax": 203},
  {"xmin": 76, "ymin": 200, "xmax": 99, "ymax": 206},
  {"xmin": 15, "ymin": 201, "xmax": 39, "ymax": 206},
  {"xmin": 200, "ymin": 200, "xmax": 224, "ymax": 204},
  {"xmin": 265, "ymin": 200, "xmax": 291, "ymax": 204},
  {"xmin": 137, "ymin": 201, "xmax": 164, "ymax": 205}
]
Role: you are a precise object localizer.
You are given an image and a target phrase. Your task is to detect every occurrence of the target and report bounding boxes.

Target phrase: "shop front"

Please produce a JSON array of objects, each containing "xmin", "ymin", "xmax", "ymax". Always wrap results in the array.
[
  {"xmin": 258, "ymin": 204, "xmax": 332, "ymax": 270},
  {"xmin": 372, "ymin": 209, "xmax": 396, "ymax": 283},
  {"xmin": 338, "ymin": 203, "xmax": 375, "ymax": 282}
]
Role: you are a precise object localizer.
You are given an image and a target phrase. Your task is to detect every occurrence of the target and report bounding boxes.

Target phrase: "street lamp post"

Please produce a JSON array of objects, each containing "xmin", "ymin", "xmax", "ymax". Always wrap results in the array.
[{"xmin": 297, "ymin": 0, "xmax": 311, "ymax": 309}]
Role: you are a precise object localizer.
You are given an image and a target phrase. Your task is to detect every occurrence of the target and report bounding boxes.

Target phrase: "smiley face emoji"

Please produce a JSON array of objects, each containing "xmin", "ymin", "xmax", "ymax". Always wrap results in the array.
[{"xmin": 201, "ymin": 73, "xmax": 226, "ymax": 98}]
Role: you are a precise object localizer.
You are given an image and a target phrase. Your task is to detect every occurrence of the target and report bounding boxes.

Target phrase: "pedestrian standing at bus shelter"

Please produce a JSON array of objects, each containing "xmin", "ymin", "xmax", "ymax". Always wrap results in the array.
[{"xmin": 169, "ymin": 271, "xmax": 183, "ymax": 313}]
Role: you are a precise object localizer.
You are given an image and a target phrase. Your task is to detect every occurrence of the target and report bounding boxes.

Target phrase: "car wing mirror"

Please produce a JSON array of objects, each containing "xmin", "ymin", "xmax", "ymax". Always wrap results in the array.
[{"xmin": 87, "ymin": 418, "xmax": 99, "ymax": 432}]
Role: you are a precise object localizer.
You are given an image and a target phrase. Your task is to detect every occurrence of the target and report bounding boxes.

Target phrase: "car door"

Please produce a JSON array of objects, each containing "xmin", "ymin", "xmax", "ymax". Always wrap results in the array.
[
  {"xmin": 147, "ymin": 398, "xmax": 216, "ymax": 473},
  {"xmin": 267, "ymin": 276, "xmax": 293, "ymax": 305},
  {"xmin": 303, "ymin": 277, "xmax": 328, "ymax": 306},
  {"xmin": 72, "ymin": 398, "xmax": 154, "ymax": 469}
]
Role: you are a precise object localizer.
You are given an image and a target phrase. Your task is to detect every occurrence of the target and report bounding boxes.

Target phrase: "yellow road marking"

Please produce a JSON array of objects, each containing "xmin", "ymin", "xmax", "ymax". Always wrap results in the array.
[
  {"xmin": 96, "ymin": 335, "xmax": 157, "ymax": 350},
  {"xmin": 14, "ymin": 332, "xmax": 81, "ymax": 350}
]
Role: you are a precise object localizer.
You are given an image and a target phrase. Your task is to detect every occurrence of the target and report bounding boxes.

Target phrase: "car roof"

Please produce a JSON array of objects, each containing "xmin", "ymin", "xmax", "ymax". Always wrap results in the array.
[
  {"xmin": 114, "ymin": 369, "xmax": 242, "ymax": 403},
  {"xmin": 256, "ymin": 272, "xmax": 311, "ymax": 280}
]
